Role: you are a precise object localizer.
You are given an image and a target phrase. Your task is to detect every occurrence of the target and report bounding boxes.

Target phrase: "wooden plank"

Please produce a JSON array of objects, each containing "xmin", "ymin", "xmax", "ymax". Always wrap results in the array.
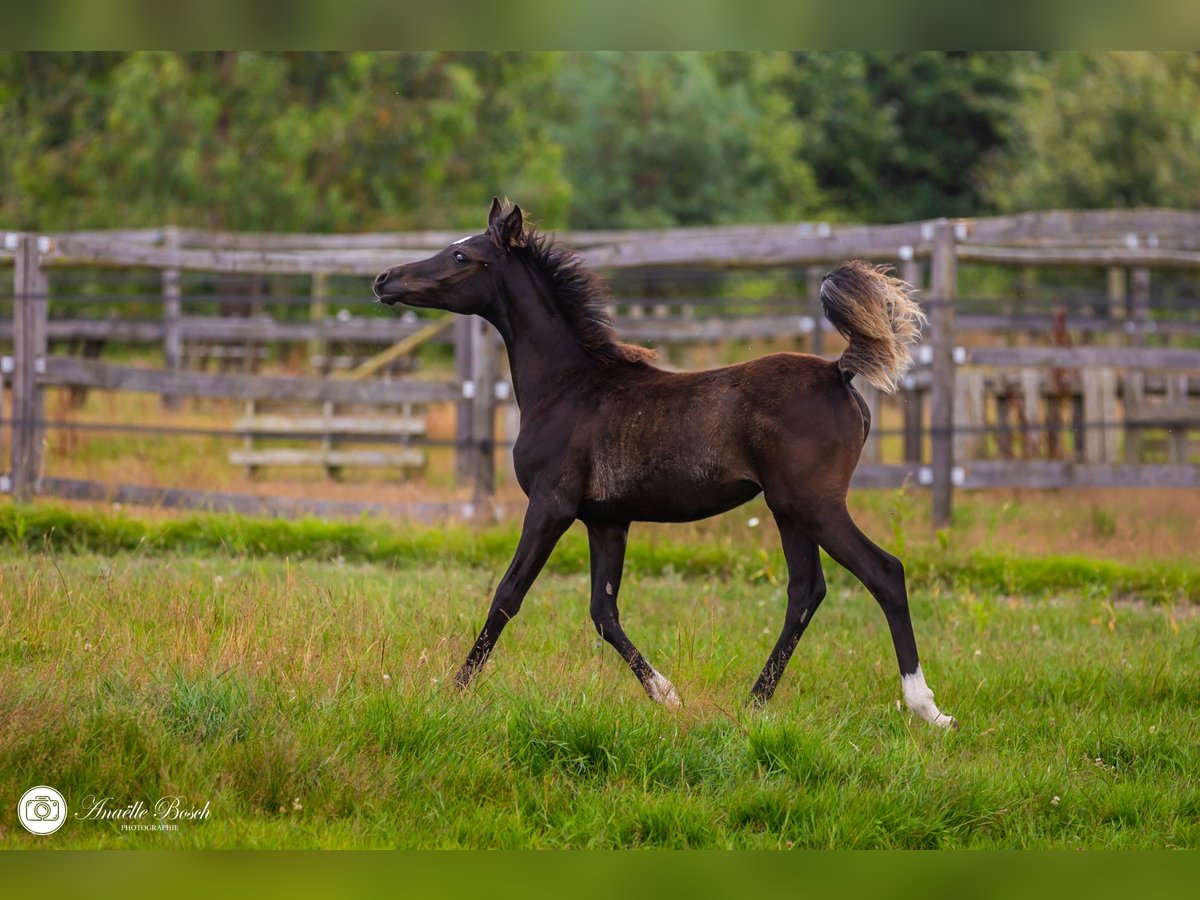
[
  {"xmin": 11, "ymin": 235, "xmax": 48, "ymax": 501},
  {"xmin": 850, "ymin": 465, "xmax": 924, "ymax": 489},
  {"xmin": 233, "ymin": 414, "xmax": 426, "ymax": 435},
  {"xmin": 338, "ymin": 314, "xmax": 454, "ymax": 381},
  {"xmin": 470, "ymin": 318, "xmax": 498, "ymax": 504},
  {"xmin": 1122, "ymin": 370, "xmax": 1146, "ymax": 463},
  {"xmin": 309, "ymin": 272, "xmax": 329, "ymax": 375},
  {"xmin": 902, "ymin": 386, "xmax": 924, "ymax": 463},
  {"xmin": 162, "ymin": 226, "xmax": 182, "ymax": 409},
  {"xmin": 959, "ymin": 461, "xmax": 1200, "ymax": 489},
  {"xmin": 807, "ymin": 267, "xmax": 825, "ymax": 357},
  {"xmin": 1167, "ymin": 374, "xmax": 1192, "ymax": 464},
  {"xmin": 956, "ymin": 244, "xmax": 1200, "ymax": 268},
  {"xmin": 929, "ymin": 221, "xmax": 957, "ymax": 528},
  {"xmin": 858, "ymin": 384, "xmax": 881, "ymax": 464},
  {"xmin": 953, "ymin": 369, "xmax": 986, "ymax": 461},
  {"xmin": 963, "ymin": 209, "xmax": 1200, "ymax": 244},
  {"xmin": 966, "ymin": 346, "xmax": 1200, "ymax": 369},
  {"xmin": 36, "ymin": 476, "xmax": 487, "ymax": 521},
  {"xmin": 1081, "ymin": 367, "xmax": 1119, "ymax": 463},
  {"xmin": 1130, "ymin": 267, "xmax": 1151, "ymax": 346},
  {"xmin": 454, "ymin": 316, "xmax": 473, "ymax": 483},
  {"xmin": 615, "ymin": 314, "xmax": 816, "ymax": 343},
  {"xmin": 1019, "ymin": 368, "xmax": 1043, "ymax": 459},
  {"xmin": 43, "ymin": 221, "xmax": 935, "ymax": 275},
  {"xmin": 227, "ymin": 449, "xmax": 425, "ymax": 468},
  {"xmin": 39, "ymin": 356, "xmax": 461, "ymax": 404}
]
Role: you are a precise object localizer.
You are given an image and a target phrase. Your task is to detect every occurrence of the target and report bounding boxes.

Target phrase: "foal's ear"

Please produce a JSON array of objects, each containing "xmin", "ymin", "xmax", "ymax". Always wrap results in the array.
[{"xmin": 487, "ymin": 197, "xmax": 527, "ymax": 249}]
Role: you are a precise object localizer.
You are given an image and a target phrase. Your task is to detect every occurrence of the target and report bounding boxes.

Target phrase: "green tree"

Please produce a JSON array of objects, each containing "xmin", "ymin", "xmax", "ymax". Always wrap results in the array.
[
  {"xmin": 982, "ymin": 52, "xmax": 1200, "ymax": 211},
  {"xmin": 547, "ymin": 52, "xmax": 820, "ymax": 228},
  {"xmin": 0, "ymin": 51, "xmax": 570, "ymax": 232},
  {"xmin": 786, "ymin": 51, "xmax": 1025, "ymax": 222}
]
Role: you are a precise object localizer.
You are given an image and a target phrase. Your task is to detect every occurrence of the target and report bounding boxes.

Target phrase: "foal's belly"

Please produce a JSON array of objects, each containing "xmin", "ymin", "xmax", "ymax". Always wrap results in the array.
[{"xmin": 579, "ymin": 476, "xmax": 762, "ymax": 524}]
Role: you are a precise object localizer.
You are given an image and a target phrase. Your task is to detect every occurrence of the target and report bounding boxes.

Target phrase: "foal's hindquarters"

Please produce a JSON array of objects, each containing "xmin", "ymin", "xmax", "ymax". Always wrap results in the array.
[{"xmin": 748, "ymin": 357, "xmax": 956, "ymax": 728}]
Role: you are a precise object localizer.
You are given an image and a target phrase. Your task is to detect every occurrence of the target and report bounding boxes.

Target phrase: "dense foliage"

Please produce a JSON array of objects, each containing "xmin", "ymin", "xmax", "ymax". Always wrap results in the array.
[{"xmin": 2, "ymin": 51, "xmax": 1198, "ymax": 231}]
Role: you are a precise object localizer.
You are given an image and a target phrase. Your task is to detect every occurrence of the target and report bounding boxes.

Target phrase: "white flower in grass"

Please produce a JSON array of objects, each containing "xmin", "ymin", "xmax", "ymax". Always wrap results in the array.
[{"xmin": 748, "ymin": 517, "xmax": 761, "ymax": 528}]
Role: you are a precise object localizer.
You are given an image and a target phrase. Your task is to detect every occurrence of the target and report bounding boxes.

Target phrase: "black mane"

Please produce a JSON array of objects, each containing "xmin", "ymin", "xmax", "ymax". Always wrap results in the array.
[{"xmin": 519, "ymin": 224, "xmax": 657, "ymax": 366}]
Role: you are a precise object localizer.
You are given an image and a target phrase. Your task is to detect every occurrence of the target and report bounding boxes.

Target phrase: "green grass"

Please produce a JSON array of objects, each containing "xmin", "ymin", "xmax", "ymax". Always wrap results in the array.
[{"xmin": 1, "ymin": 509, "xmax": 1198, "ymax": 848}]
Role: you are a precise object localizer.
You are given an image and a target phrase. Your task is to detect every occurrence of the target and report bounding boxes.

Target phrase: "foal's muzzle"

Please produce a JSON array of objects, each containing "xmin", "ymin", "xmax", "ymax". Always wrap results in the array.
[{"xmin": 373, "ymin": 267, "xmax": 405, "ymax": 304}]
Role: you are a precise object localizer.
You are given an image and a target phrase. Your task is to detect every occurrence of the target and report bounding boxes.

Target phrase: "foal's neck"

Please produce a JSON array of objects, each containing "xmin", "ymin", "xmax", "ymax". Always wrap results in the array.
[{"xmin": 486, "ymin": 260, "xmax": 597, "ymax": 412}]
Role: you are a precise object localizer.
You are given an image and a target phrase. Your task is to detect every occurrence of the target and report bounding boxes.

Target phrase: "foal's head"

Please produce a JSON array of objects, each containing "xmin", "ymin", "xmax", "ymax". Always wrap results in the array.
[
  {"xmin": 373, "ymin": 197, "xmax": 527, "ymax": 317},
  {"xmin": 374, "ymin": 198, "xmax": 656, "ymax": 366}
]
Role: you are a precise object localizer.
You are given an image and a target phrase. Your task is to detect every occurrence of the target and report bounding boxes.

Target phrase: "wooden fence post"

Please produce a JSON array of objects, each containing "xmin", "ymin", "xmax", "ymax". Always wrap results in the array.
[
  {"xmin": 469, "ymin": 317, "xmax": 498, "ymax": 508},
  {"xmin": 12, "ymin": 234, "xmax": 48, "ymax": 501},
  {"xmin": 162, "ymin": 226, "xmax": 183, "ymax": 409},
  {"xmin": 807, "ymin": 266, "xmax": 825, "ymax": 357},
  {"xmin": 454, "ymin": 315, "xmax": 474, "ymax": 484},
  {"xmin": 309, "ymin": 271, "xmax": 329, "ymax": 374},
  {"xmin": 929, "ymin": 222, "xmax": 958, "ymax": 529},
  {"xmin": 1130, "ymin": 268, "xmax": 1150, "ymax": 346}
]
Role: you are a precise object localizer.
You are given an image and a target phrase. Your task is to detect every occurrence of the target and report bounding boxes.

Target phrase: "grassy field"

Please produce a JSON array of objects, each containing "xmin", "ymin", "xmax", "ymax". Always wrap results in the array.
[{"xmin": 1, "ymin": 505, "xmax": 1198, "ymax": 849}]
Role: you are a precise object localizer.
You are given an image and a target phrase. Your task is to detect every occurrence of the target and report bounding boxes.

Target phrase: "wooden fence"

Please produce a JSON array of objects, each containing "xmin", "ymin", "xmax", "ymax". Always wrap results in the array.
[{"xmin": 3, "ymin": 209, "xmax": 1199, "ymax": 524}]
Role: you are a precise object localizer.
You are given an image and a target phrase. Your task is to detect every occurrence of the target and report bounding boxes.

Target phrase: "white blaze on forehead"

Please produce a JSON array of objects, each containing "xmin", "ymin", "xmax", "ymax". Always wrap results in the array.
[
  {"xmin": 902, "ymin": 665, "xmax": 956, "ymax": 729},
  {"xmin": 452, "ymin": 234, "xmax": 474, "ymax": 245}
]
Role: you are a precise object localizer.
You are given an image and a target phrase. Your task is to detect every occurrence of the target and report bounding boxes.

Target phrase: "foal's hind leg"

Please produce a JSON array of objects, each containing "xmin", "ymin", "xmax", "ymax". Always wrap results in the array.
[
  {"xmin": 586, "ymin": 522, "xmax": 681, "ymax": 708},
  {"xmin": 749, "ymin": 517, "xmax": 826, "ymax": 704},
  {"xmin": 807, "ymin": 505, "xmax": 956, "ymax": 729}
]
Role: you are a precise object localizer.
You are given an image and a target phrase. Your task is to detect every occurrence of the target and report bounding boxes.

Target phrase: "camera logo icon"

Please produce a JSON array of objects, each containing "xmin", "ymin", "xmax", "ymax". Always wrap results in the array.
[{"xmin": 18, "ymin": 785, "xmax": 67, "ymax": 835}]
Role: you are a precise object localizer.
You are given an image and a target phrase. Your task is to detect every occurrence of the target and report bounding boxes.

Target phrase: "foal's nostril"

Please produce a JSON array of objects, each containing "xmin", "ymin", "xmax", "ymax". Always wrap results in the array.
[{"xmin": 373, "ymin": 271, "xmax": 389, "ymax": 293}]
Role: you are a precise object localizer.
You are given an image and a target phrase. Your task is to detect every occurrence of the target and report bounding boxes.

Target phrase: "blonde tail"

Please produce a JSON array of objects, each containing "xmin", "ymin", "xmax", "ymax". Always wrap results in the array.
[{"xmin": 819, "ymin": 260, "xmax": 926, "ymax": 393}]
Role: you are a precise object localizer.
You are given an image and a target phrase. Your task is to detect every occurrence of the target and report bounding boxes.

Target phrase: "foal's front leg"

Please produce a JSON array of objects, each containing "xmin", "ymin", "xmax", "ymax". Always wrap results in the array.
[
  {"xmin": 587, "ymin": 522, "xmax": 681, "ymax": 708},
  {"xmin": 454, "ymin": 501, "xmax": 572, "ymax": 688}
]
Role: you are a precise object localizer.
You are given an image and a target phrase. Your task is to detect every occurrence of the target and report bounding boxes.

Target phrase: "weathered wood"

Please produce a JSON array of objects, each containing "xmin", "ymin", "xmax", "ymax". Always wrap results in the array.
[
  {"xmin": 338, "ymin": 314, "xmax": 454, "ymax": 381},
  {"xmin": 1130, "ymin": 267, "xmax": 1151, "ymax": 347},
  {"xmin": 953, "ymin": 369, "xmax": 986, "ymax": 461},
  {"xmin": 39, "ymin": 356, "xmax": 461, "ymax": 404},
  {"xmin": 42, "ymin": 220, "xmax": 935, "ymax": 275},
  {"xmin": 35, "ymin": 476, "xmax": 489, "ymax": 521},
  {"xmin": 959, "ymin": 461, "xmax": 1200, "ymax": 489},
  {"xmin": 162, "ymin": 226, "xmax": 183, "ymax": 409},
  {"xmin": 956, "ymin": 244, "xmax": 1200, "ymax": 268},
  {"xmin": 1166, "ymin": 375, "xmax": 1192, "ymax": 464},
  {"xmin": 807, "ymin": 266, "xmax": 825, "ymax": 356},
  {"xmin": 858, "ymin": 384, "xmax": 882, "ymax": 464},
  {"xmin": 1019, "ymin": 368, "xmax": 1043, "ymax": 459},
  {"xmin": 309, "ymin": 272, "xmax": 330, "ymax": 374},
  {"xmin": 1107, "ymin": 266, "xmax": 1127, "ymax": 319},
  {"xmin": 616, "ymin": 314, "xmax": 817, "ymax": 344},
  {"xmin": 963, "ymin": 209, "xmax": 1200, "ymax": 244},
  {"xmin": 1122, "ymin": 370, "xmax": 1146, "ymax": 463},
  {"xmin": 454, "ymin": 316, "xmax": 474, "ymax": 483},
  {"xmin": 929, "ymin": 221, "xmax": 957, "ymax": 528},
  {"xmin": 228, "ymin": 448, "xmax": 425, "ymax": 469},
  {"xmin": 233, "ymin": 414, "xmax": 426, "ymax": 436},
  {"xmin": 470, "ymin": 318, "xmax": 498, "ymax": 505},
  {"xmin": 11, "ymin": 235, "xmax": 48, "ymax": 501},
  {"xmin": 1081, "ymin": 367, "xmax": 1119, "ymax": 463},
  {"xmin": 902, "ymin": 386, "xmax": 924, "ymax": 464},
  {"xmin": 966, "ymin": 346, "xmax": 1200, "ymax": 370}
]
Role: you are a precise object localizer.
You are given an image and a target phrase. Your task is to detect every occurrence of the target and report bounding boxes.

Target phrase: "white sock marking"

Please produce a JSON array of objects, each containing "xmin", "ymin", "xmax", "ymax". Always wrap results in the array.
[
  {"xmin": 902, "ymin": 665, "xmax": 956, "ymax": 729},
  {"xmin": 646, "ymin": 668, "xmax": 681, "ymax": 709}
]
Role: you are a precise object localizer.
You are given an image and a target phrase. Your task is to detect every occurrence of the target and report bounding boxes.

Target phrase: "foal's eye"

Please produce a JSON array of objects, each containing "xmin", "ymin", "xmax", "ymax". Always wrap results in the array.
[{"xmin": 453, "ymin": 251, "xmax": 468, "ymax": 265}]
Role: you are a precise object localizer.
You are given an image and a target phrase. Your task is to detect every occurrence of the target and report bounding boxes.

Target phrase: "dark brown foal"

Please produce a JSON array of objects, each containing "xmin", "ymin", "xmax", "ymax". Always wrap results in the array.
[{"xmin": 374, "ymin": 198, "xmax": 955, "ymax": 729}]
